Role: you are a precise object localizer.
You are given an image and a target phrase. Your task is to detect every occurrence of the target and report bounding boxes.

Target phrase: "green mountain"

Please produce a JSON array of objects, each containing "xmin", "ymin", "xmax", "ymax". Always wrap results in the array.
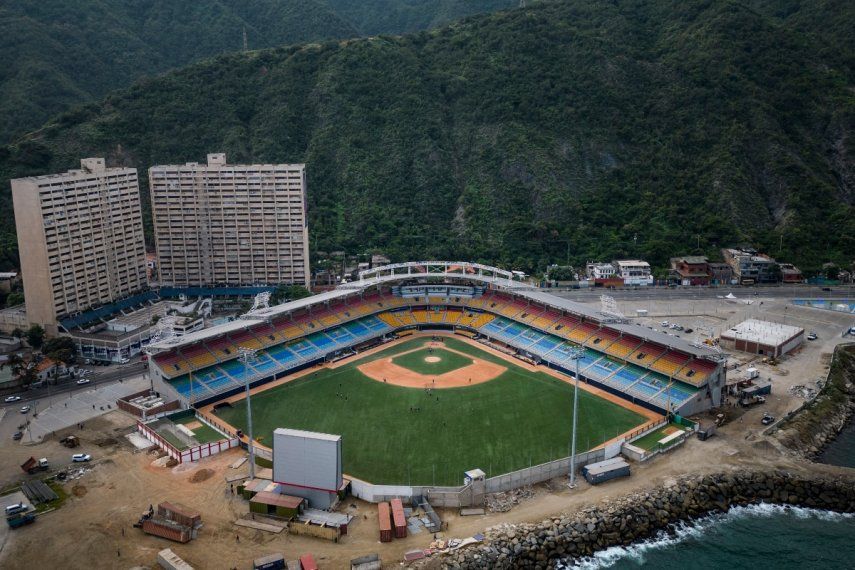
[
  {"xmin": 0, "ymin": 0, "xmax": 518, "ymax": 145},
  {"xmin": 321, "ymin": 0, "xmax": 518, "ymax": 35},
  {"xmin": 1, "ymin": 0, "xmax": 852, "ymax": 274}
]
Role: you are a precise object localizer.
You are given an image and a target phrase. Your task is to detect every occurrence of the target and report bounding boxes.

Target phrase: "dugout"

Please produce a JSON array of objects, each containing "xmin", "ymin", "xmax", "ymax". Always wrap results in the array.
[{"xmin": 250, "ymin": 491, "xmax": 306, "ymax": 519}]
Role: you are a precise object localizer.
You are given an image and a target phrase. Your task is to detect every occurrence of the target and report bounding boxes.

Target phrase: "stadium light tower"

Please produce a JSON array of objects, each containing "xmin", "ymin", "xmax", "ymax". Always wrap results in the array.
[
  {"xmin": 239, "ymin": 346, "xmax": 259, "ymax": 479},
  {"xmin": 566, "ymin": 346, "xmax": 585, "ymax": 487}
]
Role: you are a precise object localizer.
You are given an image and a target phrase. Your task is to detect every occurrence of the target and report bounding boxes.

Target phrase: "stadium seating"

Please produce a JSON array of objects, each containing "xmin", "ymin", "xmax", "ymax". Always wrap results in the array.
[
  {"xmin": 650, "ymin": 350, "xmax": 692, "ymax": 377},
  {"xmin": 567, "ymin": 322, "xmax": 598, "ymax": 343},
  {"xmin": 584, "ymin": 327, "xmax": 619, "ymax": 350},
  {"xmin": 675, "ymin": 358, "xmax": 717, "ymax": 385},
  {"xmin": 628, "ymin": 342, "xmax": 665, "ymax": 365},
  {"xmin": 603, "ymin": 335, "xmax": 644, "ymax": 359},
  {"xmin": 182, "ymin": 344, "xmax": 218, "ymax": 369},
  {"xmin": 229, "ymin": 329, "xmax": 263, "ymax": 350},
  {"xmin": 153, "ymin": 352, "xmax": 192, "ymax": 377}
]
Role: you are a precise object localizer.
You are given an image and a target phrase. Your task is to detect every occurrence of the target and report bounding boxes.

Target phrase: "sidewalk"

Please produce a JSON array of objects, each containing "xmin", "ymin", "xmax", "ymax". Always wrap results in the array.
[{"xmin": 23, "ymin": 375, "xmax": 149, "ymax": 442}]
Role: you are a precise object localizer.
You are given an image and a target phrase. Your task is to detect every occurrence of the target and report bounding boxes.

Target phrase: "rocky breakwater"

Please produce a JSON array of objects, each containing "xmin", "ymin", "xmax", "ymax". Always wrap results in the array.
[
  {"xmin": 773, "ymin": 344, "xmax": 855, "ymax": 459},
  {"xmin": 435, "ymin": 470, "xmax": 855, "ymax": 569}
]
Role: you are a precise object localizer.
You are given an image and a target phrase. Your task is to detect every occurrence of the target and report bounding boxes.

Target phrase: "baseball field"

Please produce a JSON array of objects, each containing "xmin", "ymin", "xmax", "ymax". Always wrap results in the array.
[{"xmin": 210, "ymin": 334, "xmax": 652, "ymax": 485}]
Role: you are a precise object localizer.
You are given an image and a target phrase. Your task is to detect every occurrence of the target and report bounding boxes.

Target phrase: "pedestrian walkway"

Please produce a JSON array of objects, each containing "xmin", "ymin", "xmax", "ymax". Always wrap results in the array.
[{"xmin": 23, "ymin": 376, "xmax": 149, "ymax": 442}]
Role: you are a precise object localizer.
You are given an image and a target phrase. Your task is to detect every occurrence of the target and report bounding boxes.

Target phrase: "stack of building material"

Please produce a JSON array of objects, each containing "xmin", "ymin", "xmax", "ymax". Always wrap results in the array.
[
  {"xmin": 253, "ymin": 553, "xmax": 286, "ymax": 570},
  {"xmin": 378, "ymin": 502, "xmax": 393, "ymax": 543},
  {"xmin": 157, "ymin": 548, "xmax": 194, "ymax": 570},
  {"xmin": 298, "ymin": 553, "xmax": 318, "ymax": 570},
  {"xmin": 351, "ymin": 553, "xmax": 381, "ymax": 570},
  {"xmin": 390, "ymin": 498, "xmax": 407, "ymax": 539}
]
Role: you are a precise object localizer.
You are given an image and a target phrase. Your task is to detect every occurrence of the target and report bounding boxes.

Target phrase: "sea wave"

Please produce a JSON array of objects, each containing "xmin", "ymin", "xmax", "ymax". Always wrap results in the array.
[{"xmin": 559, "ymin": 504, "xmax": 853, "ymax": 569}]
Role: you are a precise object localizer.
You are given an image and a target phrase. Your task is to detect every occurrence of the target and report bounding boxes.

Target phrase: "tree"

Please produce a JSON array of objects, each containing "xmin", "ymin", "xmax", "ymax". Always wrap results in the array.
[
  {"xmin": 824, "ymin": 264, "xmax": 839, "ymax": 281},
  {"xmin": 42, "ymin": 336, "xmax": 77, "ymax": 365},
  {"xmin": 271, "ymin": 284, "xmax": 312, "ymax": 305},
  {"xmin": 5, "ymin": 291, "xmax": 23, "ymax": 307},
  {"xmin": 26, "ymin": 324, "xmax": 45, "ymax": 349},
  {"xmin": 10, "ymin": 327, "xmax": 23, "ymax": 339}
]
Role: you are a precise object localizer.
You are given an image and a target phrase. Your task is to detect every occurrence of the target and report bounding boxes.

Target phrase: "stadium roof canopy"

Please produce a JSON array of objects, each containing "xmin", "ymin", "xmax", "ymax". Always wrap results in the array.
[{"xmin": 147, "ymin": 261, "xmax": 719, "ymax": 359}]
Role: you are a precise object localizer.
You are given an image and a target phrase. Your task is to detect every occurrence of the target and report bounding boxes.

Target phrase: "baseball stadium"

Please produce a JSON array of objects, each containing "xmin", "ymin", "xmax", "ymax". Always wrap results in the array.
[{"xmin": 146, "ymin": 262, "xmax": 725, "ymax": 485}]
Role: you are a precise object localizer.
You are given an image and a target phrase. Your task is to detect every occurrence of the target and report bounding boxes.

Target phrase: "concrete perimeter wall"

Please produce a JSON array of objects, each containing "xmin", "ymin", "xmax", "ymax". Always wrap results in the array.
[{"xmin": 348, "ymin": 446, "xmax": 615, "ymax": 507}]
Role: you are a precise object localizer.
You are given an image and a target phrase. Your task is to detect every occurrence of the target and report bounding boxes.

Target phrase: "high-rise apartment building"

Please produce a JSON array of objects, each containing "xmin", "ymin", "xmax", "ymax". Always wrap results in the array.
[
  {"xmin": 149, "ymin": 154, "xmax": 309, "ymax": 289},
  {"xmin": 11, "ymin": 158, "xmax": 148, "ymax": 335}
]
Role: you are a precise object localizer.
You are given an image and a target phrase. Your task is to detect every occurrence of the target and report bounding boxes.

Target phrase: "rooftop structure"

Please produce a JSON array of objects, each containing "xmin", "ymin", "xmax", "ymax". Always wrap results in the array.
[
  {"xmin": 11, "ymin": 158, "xmax": 148, "ymax": 335},
  {"xmin": 720, "ymin": 319, "xmax": 804, "ymax": 358},
  {"xmin": 149, "ymin": 153, "xmax": 309, "ymax": 290}
]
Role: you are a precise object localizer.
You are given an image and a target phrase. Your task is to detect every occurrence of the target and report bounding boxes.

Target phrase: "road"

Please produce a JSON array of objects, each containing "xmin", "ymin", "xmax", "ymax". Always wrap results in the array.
[
  {"xmin": 548, "ymin": 284, "xmax": 854, "ymax": 303},
  {"xmin": 1, "ymin": 361, "xmax": 148, "ymax": 408}
]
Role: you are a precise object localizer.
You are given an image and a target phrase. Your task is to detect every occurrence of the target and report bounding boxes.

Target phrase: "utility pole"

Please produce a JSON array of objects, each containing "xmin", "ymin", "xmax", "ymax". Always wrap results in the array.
[
  {"xmin": 239, "ymin": 346, "xmax": 259, "ymax": 479},
  {"xmin": 567, "ymin": 347, "xmax": 585, "ymax": 487},
  {"xmin": 242, "ymin": 25, "xmax": 248, "ymax": 52}
]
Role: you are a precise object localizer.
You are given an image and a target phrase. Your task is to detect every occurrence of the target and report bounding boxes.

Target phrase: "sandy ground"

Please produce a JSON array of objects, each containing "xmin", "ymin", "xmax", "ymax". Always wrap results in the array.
[{"xmin": 1, "ymin": 294, "xmax": 852, "ymax": 569}]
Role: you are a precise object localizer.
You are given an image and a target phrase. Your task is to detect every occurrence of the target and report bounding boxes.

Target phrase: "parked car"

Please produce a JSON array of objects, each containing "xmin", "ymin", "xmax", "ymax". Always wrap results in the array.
[
  {"xmin": 807, "ymin": 332, "xmax": 818, "ymax": 341},
  {"xmin": 76, "ymin": 378, "xmax": 90, "ymax": 385},
  {"xmin": 4, "ymin": 395, "xmax": 22, "ymax": 403},
  {"xmin": 661, "ymin": 321, "xmax": 669, "ymax": 327},
  {"xmin": 4, "ymin": 503, "xmax": 27, "ymax": 516},
  {"xmin": 684, "ymin": 328, "xmax": 694, "ymax": 334},
  {"xmin": 761, "ymin": 413, "xmax": 776, "ymax": 426},
  {"xmin": 71, "ymin": 453, "xmax": 91, "ymax": 462},
  {"xmin": 12, "ymin": 431, "xmax": 23, "ymax": 441},
  {"xmin": 19, "ymin": 406, "xmax": 30, "ymax": 414},
  {"xmin": 821, "ymin": 287, "xmax": 832, "ymax": 292}
]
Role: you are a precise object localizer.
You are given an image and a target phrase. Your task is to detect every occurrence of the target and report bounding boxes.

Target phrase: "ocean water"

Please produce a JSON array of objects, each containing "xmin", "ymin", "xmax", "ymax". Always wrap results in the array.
[
  {"xmin": 561, "ymin": 504, "xmax": 855, "ymax": 570},
  {"xmin": 819, "ymin": 417, "xmax": 855, "ymax": 468}
]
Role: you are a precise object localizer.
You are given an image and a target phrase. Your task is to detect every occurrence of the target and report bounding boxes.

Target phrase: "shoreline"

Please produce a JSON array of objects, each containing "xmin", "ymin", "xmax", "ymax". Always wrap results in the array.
[{"xmin": 429, "ymin": 470, "xmax": 855, "ymax": 568}]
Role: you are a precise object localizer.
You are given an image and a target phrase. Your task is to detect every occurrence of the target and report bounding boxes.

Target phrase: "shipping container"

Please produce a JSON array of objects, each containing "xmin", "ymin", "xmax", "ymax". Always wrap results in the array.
[
  {"xmin": 377, "ymin": 502, "xmax": 393, "ymax": 543},
  {"xmin": 299, "ymin": 553, "xmax": 318, "ymax": 570},
  {"xmin": 254, "ymin": 553, "xmax": 286, "ymax": 570},
  {"xmin": 157, "ymin": 501, "xmax": 201, "ymax": 528},
  {"xmin": 581, "ymin": 458, "xmax": 631, "ymax": 485},
  {"xmin": 390, "ymin": 498, "xmax": 407, "ymax": 539},
  {"xmin": 142, "ymin": 518, "xmax": 192, "ymax": 543}
]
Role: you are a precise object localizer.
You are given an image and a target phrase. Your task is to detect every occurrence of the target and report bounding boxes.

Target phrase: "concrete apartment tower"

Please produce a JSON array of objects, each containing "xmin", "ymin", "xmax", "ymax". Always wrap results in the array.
[
  {"xmin": 11, "ymin": 158, "xmax": 148, "ymax": 335},
  {"xmin": 149, "ymin": 153, "xmax": 310, "ymax": 289}
]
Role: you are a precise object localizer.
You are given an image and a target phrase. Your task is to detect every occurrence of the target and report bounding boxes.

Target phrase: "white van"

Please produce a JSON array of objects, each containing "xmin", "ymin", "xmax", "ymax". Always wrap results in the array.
[{"xmin": 5, "ymin": 502, "xmax": 27, "ymax": 516}]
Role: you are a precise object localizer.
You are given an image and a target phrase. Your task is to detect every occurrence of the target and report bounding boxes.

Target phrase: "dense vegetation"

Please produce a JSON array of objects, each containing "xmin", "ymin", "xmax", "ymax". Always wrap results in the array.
[
  {"xmin": 0, "ymin": 0, "xmax": 852, "ymax": 273},
  {"xmin": 321, "ymin": 0, "xmax": 517, "ymax": 35},
  {"xmin": 0, "ymin": 0, "xmax": 515, "ymax": 144}
]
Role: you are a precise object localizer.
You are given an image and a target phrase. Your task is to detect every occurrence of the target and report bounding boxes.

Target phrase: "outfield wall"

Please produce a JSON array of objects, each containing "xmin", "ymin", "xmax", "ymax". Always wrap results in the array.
[{"xmin": 347, "ymin": 447, "xmax": 612, "ymax": 507}]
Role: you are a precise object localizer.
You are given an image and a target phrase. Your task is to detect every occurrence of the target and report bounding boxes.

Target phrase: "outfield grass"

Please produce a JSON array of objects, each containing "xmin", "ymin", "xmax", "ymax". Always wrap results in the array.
[
  {"xmin": 214, "ymin": 337, "xmax": 646, "ymax": 485},
  {"xmin": 391, "ymin": 347, "xmax": 473, "ymax": 375}
]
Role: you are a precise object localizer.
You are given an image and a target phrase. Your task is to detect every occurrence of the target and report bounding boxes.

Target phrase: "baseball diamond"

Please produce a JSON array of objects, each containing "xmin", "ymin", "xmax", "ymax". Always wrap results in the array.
[{"xmin": 205, "ymin": 334, "xmax": 652, "ymax": 485}]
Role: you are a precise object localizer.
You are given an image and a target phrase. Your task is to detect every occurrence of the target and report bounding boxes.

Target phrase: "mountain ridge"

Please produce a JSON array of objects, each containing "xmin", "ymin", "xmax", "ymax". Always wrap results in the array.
[{"xmin": 0, "ymin": 0, "xmax": 852, "ymax": 273}]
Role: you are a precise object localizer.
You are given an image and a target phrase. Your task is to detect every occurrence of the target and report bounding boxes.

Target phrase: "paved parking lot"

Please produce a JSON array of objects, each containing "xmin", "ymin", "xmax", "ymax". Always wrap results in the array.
[
  {"xmin": 0, "ymin": 491, "xmax": 30, "ymax": 551},
  {"xmin": 18, "ymin": 376, "xmax": 149, "ymax": 442}
]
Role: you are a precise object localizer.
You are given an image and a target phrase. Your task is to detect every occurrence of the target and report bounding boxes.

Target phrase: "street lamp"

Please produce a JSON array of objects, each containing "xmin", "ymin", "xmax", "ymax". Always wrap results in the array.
[
  {"xmin": 239, "ymin": 346, "xmax": 259, "ymax": 479},
  {"xmin": 566, "ymin": 347, "xmax": 585, "ymax": 487}
]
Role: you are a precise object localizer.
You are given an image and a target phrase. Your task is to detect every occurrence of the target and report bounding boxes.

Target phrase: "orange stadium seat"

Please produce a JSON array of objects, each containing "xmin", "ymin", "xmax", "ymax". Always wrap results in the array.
[
  {"xmin": 604, "ymin": 335, "xmax": 643, "ymax": 359},
  {"xmin": 650, "ymin": 351, "xmax": 691, "ymax": 377},
  {"xmin": 629, "ymin": 342, "xmax": 665, "ymax": 365},
  {"xmin": 567, "ymin": 322, "xmax": 598, "ymax": 343}
]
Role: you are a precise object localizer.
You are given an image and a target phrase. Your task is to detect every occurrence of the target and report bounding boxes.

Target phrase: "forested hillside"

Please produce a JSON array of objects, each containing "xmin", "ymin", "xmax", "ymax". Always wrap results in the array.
[
  {"xmin": 0, "ymin": 0, "xmax": 852, "ymax": 273},
  {"xmin": 321, "ymin": 0, "xmax": 517, "ymax": 35},
  {"xmin": 0, "ymin": 0, "xmax": 516, "ymax": 144}
]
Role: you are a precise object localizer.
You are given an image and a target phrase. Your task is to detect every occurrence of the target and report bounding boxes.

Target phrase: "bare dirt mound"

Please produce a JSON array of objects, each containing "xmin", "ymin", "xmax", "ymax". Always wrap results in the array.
[
  {"xmin": 72, "ymin": 484, "xmax": 88, "ymax": 497},
  {"xmin": 189, "ymin": 468, "xmax": 215, "ymax": 483}
]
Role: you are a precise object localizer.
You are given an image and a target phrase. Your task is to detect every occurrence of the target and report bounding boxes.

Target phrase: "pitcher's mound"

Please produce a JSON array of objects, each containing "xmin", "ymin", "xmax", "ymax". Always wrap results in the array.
[{"xmin": 424, "ymin": 356, "xmax": 441, "ymax": 363}]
